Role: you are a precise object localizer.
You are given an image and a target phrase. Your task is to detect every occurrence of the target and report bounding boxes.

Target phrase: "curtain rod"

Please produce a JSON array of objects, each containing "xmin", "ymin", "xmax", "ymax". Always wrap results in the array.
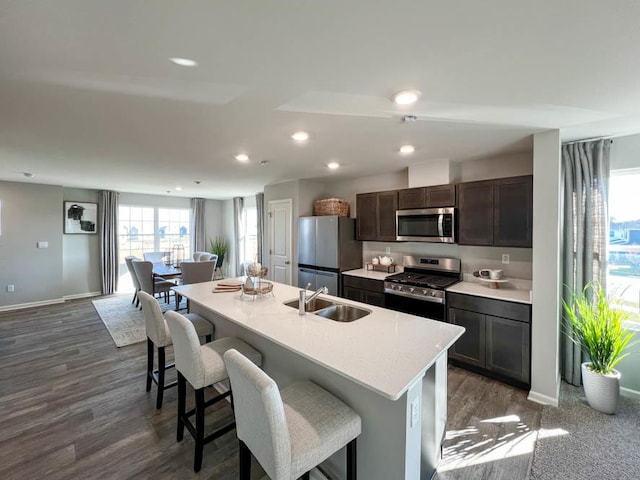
[{"xmin": 563, "ymin": 137, "xmax": 614, "ymax": 145}]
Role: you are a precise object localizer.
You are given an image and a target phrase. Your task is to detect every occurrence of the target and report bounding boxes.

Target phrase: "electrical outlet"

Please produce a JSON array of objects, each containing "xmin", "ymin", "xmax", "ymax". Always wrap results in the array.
[
  {"xmin": 502, "ymin": 254, "xmax": 510, "ymax": 264},
  {"xmin": 410, "ymin": 398, "xmax": 420, "ymax": 427},
  {"xmin": 7, "ymin": 284, "xmax": 15, "ymax": 293},
  {"xmin": 385, "ymin": 246, "xmax": 391, "ymax": 255}
]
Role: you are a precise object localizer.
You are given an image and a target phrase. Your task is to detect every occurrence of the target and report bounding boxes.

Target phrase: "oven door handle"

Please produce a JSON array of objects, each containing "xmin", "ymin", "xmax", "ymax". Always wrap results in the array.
[{"xmin": 437, "ymin": 214, "xmax": 444, "ymax": 237}]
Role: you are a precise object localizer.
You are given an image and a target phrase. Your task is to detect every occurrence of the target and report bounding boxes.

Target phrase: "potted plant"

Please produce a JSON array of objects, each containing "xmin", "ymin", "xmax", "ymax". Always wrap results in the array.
[
  {"xmin": 563, "ymin": 281, "xmax": 634, "ymax": 414},
  {"xmin": 209, "ymin": 236, "xmax": 228, "ymax": 269}
]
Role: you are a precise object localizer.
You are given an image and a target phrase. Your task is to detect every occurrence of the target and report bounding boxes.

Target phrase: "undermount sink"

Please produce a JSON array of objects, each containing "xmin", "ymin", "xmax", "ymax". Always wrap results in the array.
[
  {"xmin": 314, "ymin": 304, "xmax": 371, "ymax": 322},
  {"xmin": 283, "ymin": 297, "xmax": 371, "ymax": 322},
  {"xmin": 283, "ymin": 297, "xmax": 336, "ymax": 312}
]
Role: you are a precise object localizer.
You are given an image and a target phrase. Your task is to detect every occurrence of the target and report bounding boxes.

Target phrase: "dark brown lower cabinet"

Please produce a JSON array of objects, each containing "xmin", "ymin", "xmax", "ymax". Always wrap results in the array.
[
  {"xmin": 341, "ymin": 275, "xmax": 385, "ymax": 307},
  {"xmin": 447, "ymin": 292, "xmax": 531, "ymax": 387}
]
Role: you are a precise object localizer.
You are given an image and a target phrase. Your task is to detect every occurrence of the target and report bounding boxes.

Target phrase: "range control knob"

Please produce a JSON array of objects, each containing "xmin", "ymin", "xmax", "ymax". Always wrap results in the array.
[
  {"xmin": 422, "ymin": 290, "xmax": 428, "ymax": 295},
  {"xmin": 409, "ymin": 287, "xmax": 415, "ymax": 293}
]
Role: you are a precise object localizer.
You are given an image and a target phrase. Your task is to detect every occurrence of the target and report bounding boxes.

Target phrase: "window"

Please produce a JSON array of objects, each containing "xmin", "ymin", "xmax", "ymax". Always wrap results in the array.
[
  {"xmin": 608, "ymin": 171, "xmax": 640, "ymax": 325},
  {"xmin": 239, "ymin": 205, "xmax": 258, "ymax": 267},
  {"xmin": 119, "ymin": 205, "xmax": 191, "ymax": 265}
]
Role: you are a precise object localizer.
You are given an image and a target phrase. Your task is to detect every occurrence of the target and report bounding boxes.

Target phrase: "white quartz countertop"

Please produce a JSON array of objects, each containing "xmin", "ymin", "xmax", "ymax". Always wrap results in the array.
[
  {"xmin": 342, "ymin": 267, "xmax": 402, "ymax": 281},
  {"xmin": 173, "ymin": 280, "xmax": 464, "ymax": 401},
  {"xmin": 446, "ymin": 280, "xmax": 532, "ymax": 304}
]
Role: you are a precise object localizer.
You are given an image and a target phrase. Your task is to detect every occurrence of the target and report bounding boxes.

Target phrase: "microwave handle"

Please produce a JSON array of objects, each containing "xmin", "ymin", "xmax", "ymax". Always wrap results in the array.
[{"xmin": 438, "ymin": 214, "xmax": 444, "ymax": 237}]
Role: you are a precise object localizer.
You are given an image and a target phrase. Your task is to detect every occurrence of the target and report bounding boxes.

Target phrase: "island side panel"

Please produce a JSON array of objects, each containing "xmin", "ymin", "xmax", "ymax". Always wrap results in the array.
[
  {"xmin": 421, "ymin": 353, "xmax": 448, "ymax": 479},
  {"xmin": 193, "ymin": 305, "xmax": 417, "ymax": 480}
]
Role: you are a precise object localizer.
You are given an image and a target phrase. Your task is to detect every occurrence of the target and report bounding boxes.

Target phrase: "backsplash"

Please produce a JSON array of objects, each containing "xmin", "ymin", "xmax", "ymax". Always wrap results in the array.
[{"xmin": 363, "ymin": 242, "xmax": 533, "ymax": 280}]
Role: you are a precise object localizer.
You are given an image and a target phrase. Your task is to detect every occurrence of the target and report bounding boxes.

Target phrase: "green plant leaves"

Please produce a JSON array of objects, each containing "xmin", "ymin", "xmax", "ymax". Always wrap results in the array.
[{"xmin": 563, "ymin": 281, "xmax": 635, "ymax": 375}]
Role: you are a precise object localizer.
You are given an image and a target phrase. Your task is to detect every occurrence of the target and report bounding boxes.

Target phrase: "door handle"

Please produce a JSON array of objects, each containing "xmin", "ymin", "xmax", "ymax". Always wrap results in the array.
[{"xmin": 285, "ymin": 261, "xmax": 290, "ymax": 265}]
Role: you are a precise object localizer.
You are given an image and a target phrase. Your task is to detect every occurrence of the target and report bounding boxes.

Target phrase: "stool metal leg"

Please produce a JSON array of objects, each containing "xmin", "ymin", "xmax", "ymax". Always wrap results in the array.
[
  {"xmin": 177, "ymin": 372, "xmax": 186, "ymax": 442},
  {"xmin": 194, "ymin": 387, "xmax": 205, "ymax": 472},
  {"xmin": 146, "ymin": 338, "xmax": 154, "ymax": 392},
  {"xmin": 156, "ymin": 346, "xmax": 166, "ymax": 409},
  {"xmin": 347, "ymin": 438, "xmax": 357, "ymax": 480},
  {"xmin": 239, "ymin": 440, "xmax": 251, "ymax": 480}
]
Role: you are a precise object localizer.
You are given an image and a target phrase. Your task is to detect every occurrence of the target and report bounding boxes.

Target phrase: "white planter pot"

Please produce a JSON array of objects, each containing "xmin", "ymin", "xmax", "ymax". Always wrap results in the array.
[{"xmin": 581, "ymin": 362, "xmax": 621, "ymax": 415}]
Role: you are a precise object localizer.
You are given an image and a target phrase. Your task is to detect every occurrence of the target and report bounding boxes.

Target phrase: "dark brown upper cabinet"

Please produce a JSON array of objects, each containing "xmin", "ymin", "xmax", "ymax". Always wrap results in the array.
[
  {"xmin": 356, "ymin": 190, "xmax": 399, "ymax": 241},
  {"xmin": 398, "ymin": 184, "xmax": 456, "ymax": 210},
  {"xmin": 458, "ymin": 175, "xmax": 532, "ymax": 248}
]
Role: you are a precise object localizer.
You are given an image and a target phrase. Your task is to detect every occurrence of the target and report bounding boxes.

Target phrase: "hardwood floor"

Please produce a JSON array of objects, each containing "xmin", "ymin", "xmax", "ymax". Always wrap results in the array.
[{"xmin": 0, "ymin": 298, "xmax": 541, "ymax": 479}]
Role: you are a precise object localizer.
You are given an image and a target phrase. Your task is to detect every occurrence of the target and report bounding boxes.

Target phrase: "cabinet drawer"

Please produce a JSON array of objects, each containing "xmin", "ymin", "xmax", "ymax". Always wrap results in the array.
[
  {"xmin": 342, "ymin": 275, "xmax": 385, "ymax": 293},
  {"xmin": 447, "ymin": 292, "xmax": 530, "ymax": 323}
]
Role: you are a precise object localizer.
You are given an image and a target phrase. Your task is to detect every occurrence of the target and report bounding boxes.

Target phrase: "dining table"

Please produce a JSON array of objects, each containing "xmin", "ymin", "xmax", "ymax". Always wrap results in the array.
[{"xmin": 152, "ymin": 262, "xmax": 182, "ymax": 280}]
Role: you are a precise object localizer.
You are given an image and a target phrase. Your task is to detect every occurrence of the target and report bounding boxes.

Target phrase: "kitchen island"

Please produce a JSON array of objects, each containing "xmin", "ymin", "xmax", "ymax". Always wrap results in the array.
[{"xmin": 173, "ymin": 280, "xmax": 464, "ymax": 480}]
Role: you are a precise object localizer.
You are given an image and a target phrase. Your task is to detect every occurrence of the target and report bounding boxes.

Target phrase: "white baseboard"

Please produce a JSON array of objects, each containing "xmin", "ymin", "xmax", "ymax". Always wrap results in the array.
[
  {"xmin": 63, "ymin": 291, "xmax": 102, "ymax": 301},
  {"xmin": 621, "ymin": 386, "xmax": 640, "ymax": 400},
  {"xmin": 527, "ymin": 390, "xmax": 559, "ymax": 407},
  {"xmin": 0, "ymin": 298, "xmax": 65, "ymax": 312}
]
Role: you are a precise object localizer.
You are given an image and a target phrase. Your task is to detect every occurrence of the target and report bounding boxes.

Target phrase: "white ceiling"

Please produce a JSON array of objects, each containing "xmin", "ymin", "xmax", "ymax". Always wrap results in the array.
[{"xmin": 1, "ymin": 0, "xmax": 640, "ymax": 199}]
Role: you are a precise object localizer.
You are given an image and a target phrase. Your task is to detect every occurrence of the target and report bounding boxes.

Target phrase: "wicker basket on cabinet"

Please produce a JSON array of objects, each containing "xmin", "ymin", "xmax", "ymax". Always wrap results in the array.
[{"xmin": 314, "ymin": 198, "xmax": 350, "ymax": 217}]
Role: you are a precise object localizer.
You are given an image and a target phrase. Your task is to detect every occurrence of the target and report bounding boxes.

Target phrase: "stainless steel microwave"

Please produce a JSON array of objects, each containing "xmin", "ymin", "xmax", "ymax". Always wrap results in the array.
[{"xmin": 396, "ymin": 207, "xmax": 456, "ymax": 243}]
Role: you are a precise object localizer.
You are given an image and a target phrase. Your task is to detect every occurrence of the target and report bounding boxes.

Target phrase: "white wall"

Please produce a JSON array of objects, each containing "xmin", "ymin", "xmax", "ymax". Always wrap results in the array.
[
  {"xmin": 0, "ymin": 181, "xmax": 64, "ymax": 308},
  {"xmin": 451, "ymin": 152, "xmax": 533, "ymax": 183},
  {"xmin": 529, "ymin": 130, "xmax": 562, "ymax": 406}
]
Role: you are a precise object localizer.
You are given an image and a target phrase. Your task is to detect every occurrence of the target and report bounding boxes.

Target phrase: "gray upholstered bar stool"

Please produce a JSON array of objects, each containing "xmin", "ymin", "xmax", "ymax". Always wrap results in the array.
[
  {"xmin": 138, "ymin": 291, "xmax": 213, "ymax": 409},
  {"xmin": 165, "ymin": 311, "xmax": 263, "ymax": 473},
  {"xmin": 224, "ymin": 349, "xmax": 361, "ymax": 480}
]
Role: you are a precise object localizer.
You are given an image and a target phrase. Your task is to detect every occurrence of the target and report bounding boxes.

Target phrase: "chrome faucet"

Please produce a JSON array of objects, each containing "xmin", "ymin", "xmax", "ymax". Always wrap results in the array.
[{"xmin": 299, "ymin": 283, "xmax": 329, "ymax": 315}]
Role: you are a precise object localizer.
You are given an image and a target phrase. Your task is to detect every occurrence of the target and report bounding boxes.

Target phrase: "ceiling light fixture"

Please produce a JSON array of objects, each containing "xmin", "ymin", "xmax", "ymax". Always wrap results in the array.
[
  {"xmin": 327, "ymin": 162, "xmax": 340, "ymax": 170},
  {"xmin": 175, "ymin": 186, "xmax": 183, "ymax": 191},
  {"xmin": 169, "ymin": 57, "xmax": 198, "ymax": 67},
  {"xmin": 291, "ymin": 131, "xmax": 309, "ymax": 142},
  {"xmin": 235, "ymin": 153, "xmax": 249, "ymax": 162},
  {"xmin": 392, "ymin": 90, "xmax": 421, "ymax": 105},
  {"xmin": 399, "ymin": 145, "xmax": 415, "ymax": 154}
]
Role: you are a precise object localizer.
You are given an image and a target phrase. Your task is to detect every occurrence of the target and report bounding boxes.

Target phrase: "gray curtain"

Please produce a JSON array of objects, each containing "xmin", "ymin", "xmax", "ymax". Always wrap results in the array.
[
  {"xmin": 561, "ymin": 138, "xmax": 610, "ymax": 385},
  {"xmin": 99, "ymin": 190, "xmax": 119, "ymax": 295},
  {"xmin": 233, "ymin": 197, "xmax": 244, "ymax": 276},
  {"xmin": 191, "ymin": 198, "xmax": 206, "ymax": 253},
  {"xmin": 256, "ymin": 192, "xmax": 265, "ymax": 263}
]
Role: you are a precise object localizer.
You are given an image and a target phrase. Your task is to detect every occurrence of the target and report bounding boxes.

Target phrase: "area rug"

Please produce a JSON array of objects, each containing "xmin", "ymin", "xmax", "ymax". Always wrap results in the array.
[
  {"xmin": 92, "ymin": 294, "xmax": 172, "ymax": 347},
  {"xmin": 531, "ymin": 382, "xmax": 640, "ymax": 480}
]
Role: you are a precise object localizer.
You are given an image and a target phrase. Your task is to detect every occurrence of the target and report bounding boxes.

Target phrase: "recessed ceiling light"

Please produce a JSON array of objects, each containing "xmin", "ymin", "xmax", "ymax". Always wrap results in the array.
[
  {"xmin": 327, "ymin": 162, "xmax": 340, "ymax": 170},
  {"xmin": 399, "ymin": 145, "xmax": 415, "ymax": 154},
  {"xmin": 235, "ymin": 153, "xmax": 249, "ymax": 162},
  {"xmin": 291, "ymin": 131, "xmax": 309, "ymax": 142},
  {"xmin": 392, "ymin": 90, "xmax": 421, "ymax": 105},
  {"xmin": 175, "ymin": 186, "xmax": 183, "ymax": 191},
  {"xmin": 169, "ymin": 57, "xmax": 198, "ymax": 67}
]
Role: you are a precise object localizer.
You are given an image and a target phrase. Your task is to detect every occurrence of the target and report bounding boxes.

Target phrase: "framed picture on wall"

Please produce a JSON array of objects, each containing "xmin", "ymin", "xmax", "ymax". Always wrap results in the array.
[{"xmin": 64, "ymin": 201, "xmax": 98, "ymax": 234}]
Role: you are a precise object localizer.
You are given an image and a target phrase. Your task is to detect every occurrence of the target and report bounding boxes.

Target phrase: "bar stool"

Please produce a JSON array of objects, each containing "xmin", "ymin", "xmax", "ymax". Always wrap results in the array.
[
  {"xmin": 223, "ymin": 349, "xmax": 361, "ymax": 480},
  {"xmin": 165, "ymin": 311, "xmax": 263, "ymax": 472},
  {"xmin": 138, "ymin": 291, "xmax": 213, "ymax": 409}
]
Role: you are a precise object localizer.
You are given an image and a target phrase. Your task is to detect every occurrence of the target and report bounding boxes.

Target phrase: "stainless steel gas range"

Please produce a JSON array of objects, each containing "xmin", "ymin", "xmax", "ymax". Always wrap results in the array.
[{"xmin": 383, "ymin": 256, "xmax": 461, "ymax": 321}]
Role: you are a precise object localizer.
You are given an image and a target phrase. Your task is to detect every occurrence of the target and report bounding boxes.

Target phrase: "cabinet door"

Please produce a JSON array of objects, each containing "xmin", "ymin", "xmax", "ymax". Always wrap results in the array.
[
  {"xmin": 356, "ymin": 193, "xmax": 378, "ymax": 241},
  {"xmin": 377, "ymin": 191, "xmax": 399, "ymax": 241},
  {"xmin": 398, "ymin": 188, "xmax": 426, "ymax": 209},
  {"xmin": 363, "ymin": 291, "xmax": 385, "ymax": 307},
  {"xmin": 448, "ymin": 308, "xmax": 486, "ymax": 367},
  {"xmin": 458, "ymin": 181, "xmax": 494, "ymax": 245},
  {"xmin": 342, "ymin": 286, "xmax": 364, "ymax": 302},
  {"xmin": 426, "ymin": 184, "xmax": 456, "ymax": 207},
  {"xmin": 494, "ymin": 176, "xmax": 533, "ymax": 247},
  {"xmin": 485, "ymin": 315, "xmax": 530, "ymax": 384}
]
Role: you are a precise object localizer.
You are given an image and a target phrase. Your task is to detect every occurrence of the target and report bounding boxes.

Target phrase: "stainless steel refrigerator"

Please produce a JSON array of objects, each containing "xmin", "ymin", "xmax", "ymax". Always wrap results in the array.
[{"xmin": 297, "ymin": 216, "xmax": 363, "ymax": 295}]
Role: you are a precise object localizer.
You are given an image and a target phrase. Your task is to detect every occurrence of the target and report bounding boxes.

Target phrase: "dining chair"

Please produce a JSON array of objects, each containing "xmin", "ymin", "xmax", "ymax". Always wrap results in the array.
[
  {"xmin": 143, "ymin": 251, "xmax": 170, "ymax": 263},
  {"xmin": 138, "ymin": 291, "xmax": 213, "ymax": 409},
  {"xmin": 124, "ymin": 255, "xmax": 142, "ymax": 307},
  {"xmin": 192, "ymin": 251, "xmax": 207, "ymax": 261},
  {"xmin": 165, "ymin": 310, "xmax": 263, "ymax": 472},
  {"xmin": 175, "ymin": 260, "xmax": 216, "ymax": 309},
  {"xmin": 198, "ymin": 253, "xmax": 218, "ymax": 263},
  {"xmin": 132, "ymin": 260, "xmax": 174, "ymax": 304},
  {"xmin": 224, "ymin": 349, "xmax": 361, "ymax": 480}
]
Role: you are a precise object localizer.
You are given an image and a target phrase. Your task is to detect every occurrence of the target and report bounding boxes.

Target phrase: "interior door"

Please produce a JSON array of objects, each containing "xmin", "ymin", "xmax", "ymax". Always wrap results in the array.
[{"xmin": 268, "ymin": 199, "xmax": 292, "ymax": 285}]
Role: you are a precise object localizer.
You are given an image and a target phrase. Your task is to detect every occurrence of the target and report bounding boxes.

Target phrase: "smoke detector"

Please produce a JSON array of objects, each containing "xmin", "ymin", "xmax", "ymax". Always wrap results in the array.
[{"xmin": 402, "ymin": 115, "xmax": 418, "ymax": 122}]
